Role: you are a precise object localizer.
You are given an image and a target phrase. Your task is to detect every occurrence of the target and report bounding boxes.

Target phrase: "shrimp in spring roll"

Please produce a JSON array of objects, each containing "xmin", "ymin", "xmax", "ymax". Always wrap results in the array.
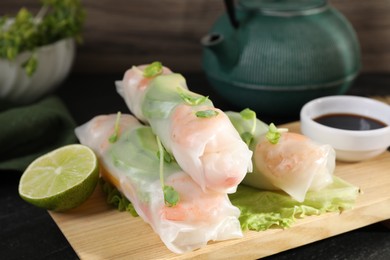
[
  {"xmin": 227, "ymin": 109, "xmax": 335, "ymax": 202},
  {"xmin": 115, "ymin": 62, "xmax": 252, "ymax": 193},
  {"xmin": 75, "ymin": 114, "xmax": 243, "ymax": 254}
]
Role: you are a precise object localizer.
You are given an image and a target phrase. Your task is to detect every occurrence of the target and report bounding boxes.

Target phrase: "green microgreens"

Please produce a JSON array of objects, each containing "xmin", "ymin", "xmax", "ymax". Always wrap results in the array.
[
  {"xmin": 157, "ymin": 148, "xmax": 175, "ymax": 163},
  {"xmin": 239, "ymin": 108, "xmax": 257, "ymax": 145},
  {"xmin": 143, "ymin": 61, "xmax": 163, "ymax": 78},
  {"xmin": 162, "ymin": 186, "xmax": 179, "ymax": 207},
  {"xmin": 177, "ymin": 88, "xmax": 209, "ymax": 106},
  {"xmin": 0, "ymin": 0, "xmax": 85, "ymax": 76},
  {"xmin": 266, "ymin": 123, "xmax": 288, "ymax": 144},
  {"xmin": 195, "ymin": 109, "xmax": 219, "ymax": 118},
  {"xmin": 156, "ymin": 136, "xmax": 179, "ymax": 207},
  {"xmin": 108, "ymin": 112, "xmax": 121, "ymax": 143},
  {"xmin": 22, "ymin": 53, "xmax": 38, "ymax": 76}
]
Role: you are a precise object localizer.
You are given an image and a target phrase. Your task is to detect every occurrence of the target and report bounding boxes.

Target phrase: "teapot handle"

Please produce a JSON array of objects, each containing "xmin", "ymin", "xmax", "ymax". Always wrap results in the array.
[{"xmin": 224, "ymin": 0, "xmax": 239, "ymax": 29}]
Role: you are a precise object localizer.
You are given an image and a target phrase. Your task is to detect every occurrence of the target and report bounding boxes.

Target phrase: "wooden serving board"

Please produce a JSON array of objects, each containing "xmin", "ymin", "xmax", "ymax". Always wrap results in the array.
[{"xmin": 49, "ymin": 122, "xmax": 390, "ymax": 260}]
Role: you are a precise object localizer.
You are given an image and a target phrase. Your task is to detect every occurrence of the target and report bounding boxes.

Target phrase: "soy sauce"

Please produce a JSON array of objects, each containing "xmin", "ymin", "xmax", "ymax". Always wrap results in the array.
[{"xmin": 314, "ymin": 113, "xmax": 387, "ymax": 131}]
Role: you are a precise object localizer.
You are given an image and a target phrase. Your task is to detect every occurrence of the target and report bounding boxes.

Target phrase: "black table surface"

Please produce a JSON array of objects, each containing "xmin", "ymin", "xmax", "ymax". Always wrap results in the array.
[{"xmin": 1, "ymin": 72, "xmax": 390, "ymax": 260}]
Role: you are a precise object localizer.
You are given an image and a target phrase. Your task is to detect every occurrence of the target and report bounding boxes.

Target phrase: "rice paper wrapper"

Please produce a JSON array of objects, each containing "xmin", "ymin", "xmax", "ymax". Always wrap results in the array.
[
  {"xmin": 75, "ymin": 114, "xmax": 243, "ymax": 254},
  {"xmin": 116, "ymin": 66, "xmax": 252, "ymax": 194}
]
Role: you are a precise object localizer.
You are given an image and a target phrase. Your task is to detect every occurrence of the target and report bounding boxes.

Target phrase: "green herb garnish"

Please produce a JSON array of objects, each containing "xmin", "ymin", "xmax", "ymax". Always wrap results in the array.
[
  {"xmin": 266, "ymin": 123, "xmax": 288, "ymax": 144},
  {"xmin": 195, "ymin": 109, "xmax": 219, "ymax": 118},
  {"xmin": 178, "ymin": 88, "xmax": 209, "ymax": 106},
  {"xmin": 108, "ymin": 112, "xmax": 122, "ymax": 143},
  {"xmin": 157, "ymin": 148, "xmax": 175, "ymax": 163},
  {"xmin": 239, "ymin": 108, "xmax": 257, "ymax": 145},
  {"xmin": 0, "ymin": 0, "xmax": 85, "ymax": 76},
  {"xmin": 156, "ymin": 136, "xmax": 179, "ymax": 207},
  {"xmin": 143, "ymin": 61, "xmax": 163, "ymax": 78},
  {"xmin": 163, "ymin": 186, "xmax": 180, "ymax": 207},
  {"xmin": 22, "ymin": 53, "xmax": 38, "ymax": 76}
]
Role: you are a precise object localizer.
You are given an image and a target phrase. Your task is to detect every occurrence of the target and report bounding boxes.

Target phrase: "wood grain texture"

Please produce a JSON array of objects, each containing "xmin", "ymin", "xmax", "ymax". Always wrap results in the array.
[
  {"xmin": 49, "ymin": 121, "xmax": 390, "ymax": 259},
  {"xmin": 2, "ymin": 1, "xmax": 390, "ymax": 73}
]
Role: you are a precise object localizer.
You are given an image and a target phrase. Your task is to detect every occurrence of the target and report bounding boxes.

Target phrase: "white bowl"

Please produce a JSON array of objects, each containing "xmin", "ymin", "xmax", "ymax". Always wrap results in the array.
[
  {"xmin": 0, "ymin": 38, "xmax": 75, "ymax": 104},
  {"xmin": 300, "ymin": 95, "xmax": 390, "ymax": 162}
]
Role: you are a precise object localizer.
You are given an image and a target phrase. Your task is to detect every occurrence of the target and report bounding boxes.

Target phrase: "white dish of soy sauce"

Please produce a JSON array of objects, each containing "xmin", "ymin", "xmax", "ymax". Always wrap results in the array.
[{"xmin": 300, "ymin": 95, "xmax": 390, "ymax": 162}]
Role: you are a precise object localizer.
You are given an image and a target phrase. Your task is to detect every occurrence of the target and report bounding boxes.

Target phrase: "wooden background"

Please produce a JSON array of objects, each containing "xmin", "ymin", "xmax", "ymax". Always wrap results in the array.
[{"xmin": 2, "ymin": 0, "xmax": 390, "ymax": 74}]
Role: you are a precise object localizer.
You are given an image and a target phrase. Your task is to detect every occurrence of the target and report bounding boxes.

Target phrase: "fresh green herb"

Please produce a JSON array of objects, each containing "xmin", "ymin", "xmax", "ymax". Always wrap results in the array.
[
  {"xmin": 195, "ymin": 109, "xmax": 219, "ymax": 118},
  {"xmin": 240, "ymin": 108, "xmax": 256, "ymax": 120},
  {"xmin": 157, "ymin": 148, "xmax": 175, "ymax": 163},
  {"xmin": 22, "ymin": 53, "xmax": 38, "ymax": 76},
  {"xmin": 143, "ymin": 61, "xmax": 163, "ymax": 78},
  {"xmin": 163, "ymin": 186, "xmax": 180, "ymax": 207},
  {"xmin": 239, "ymin": 108, "xmax": 257, "ymax": 145},
  {"xmin": 266, "ymin": 123, "xmax": 288, "ymax": 144},
  {"xmin": 108, "ymin": 112, "xmax": 122, "ymax": 143},
  {"xmin": 156, "ymin": 136, "xmax": 179, "ymax": 207},
  {"xmin": 178, "ymin": 88, "xmax": 209, "ymax": 106},
  {"xmin": 0, "ymin": 0, "xmax": 85, "ymax": 75}
]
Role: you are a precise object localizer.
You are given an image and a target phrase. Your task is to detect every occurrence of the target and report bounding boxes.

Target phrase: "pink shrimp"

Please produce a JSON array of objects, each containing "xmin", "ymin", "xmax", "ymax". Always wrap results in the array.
[
  {"xmin": 122, "ymin": 65, "xmax": 172, "ymax": 91},
  {"xmin": 169, "ymin": 104, "xmax": 253, "ymax": 193},
  {"xmin": 252, "ymin": 132, "xmax": 335, "ymax": 202},
  {"xmin": 75, "ymin": 114, "xmax": 138, "ymax": 155},
  {"xmin": 162, "ymin": 174, "xmax": 227, "ymax": 222}
]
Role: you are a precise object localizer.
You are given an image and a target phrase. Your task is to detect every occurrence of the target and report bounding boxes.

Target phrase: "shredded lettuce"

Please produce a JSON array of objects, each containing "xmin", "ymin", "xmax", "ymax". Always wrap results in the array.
[
  {"xmin": 229, "ymin": 176, "xmax": 360, "ymax": 231},
  {"xmin": 100, "ymin": 178, "xmax": 138, "ymax": 217}
]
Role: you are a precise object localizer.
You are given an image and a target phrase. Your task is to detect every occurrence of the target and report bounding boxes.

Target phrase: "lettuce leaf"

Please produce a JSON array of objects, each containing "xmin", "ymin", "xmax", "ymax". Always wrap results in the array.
[
  {"xmin": 229, "ymin": 176, "xmax": 360, "ymax": 231},
  {"xmin": 100, "ymin": 178, "xmax": 138, "ymax": 217},
  {"xmin": 100, "ymin": 175, "xmax": 359, "ymax": 232}
]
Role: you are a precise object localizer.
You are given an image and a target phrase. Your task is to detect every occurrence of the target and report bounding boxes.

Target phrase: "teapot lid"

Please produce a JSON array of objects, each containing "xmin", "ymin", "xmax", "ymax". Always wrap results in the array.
[{"xmin": 239, "ymin": 0, "xmax": 327, "ymax": 12}]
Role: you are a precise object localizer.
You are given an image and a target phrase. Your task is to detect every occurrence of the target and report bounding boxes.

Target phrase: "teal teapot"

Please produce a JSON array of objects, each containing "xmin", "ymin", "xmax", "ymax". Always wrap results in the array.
[{"xmin": 201, "ymin": 0, "xmax": 361, "ymax": 117}]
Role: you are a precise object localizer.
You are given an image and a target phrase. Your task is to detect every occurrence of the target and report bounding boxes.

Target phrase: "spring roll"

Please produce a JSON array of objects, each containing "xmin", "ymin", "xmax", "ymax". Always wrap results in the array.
[
  {"xmin": 227, "ymin": 110, "xmax": 335, "ymax": 202},
  {"xmin": 75, "ymin": 114, "xmax": 243, "ymax": 254},
  {"xmin": 115, "ymin": 62, "xmax": 252, "ymax": 193}
]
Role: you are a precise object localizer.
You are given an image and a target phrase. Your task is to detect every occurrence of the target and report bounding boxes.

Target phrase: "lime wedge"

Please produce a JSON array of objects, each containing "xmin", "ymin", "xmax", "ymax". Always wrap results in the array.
[{"xmin": 19, "ymin": 144, "xmax": 99, "ymax": 212}]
